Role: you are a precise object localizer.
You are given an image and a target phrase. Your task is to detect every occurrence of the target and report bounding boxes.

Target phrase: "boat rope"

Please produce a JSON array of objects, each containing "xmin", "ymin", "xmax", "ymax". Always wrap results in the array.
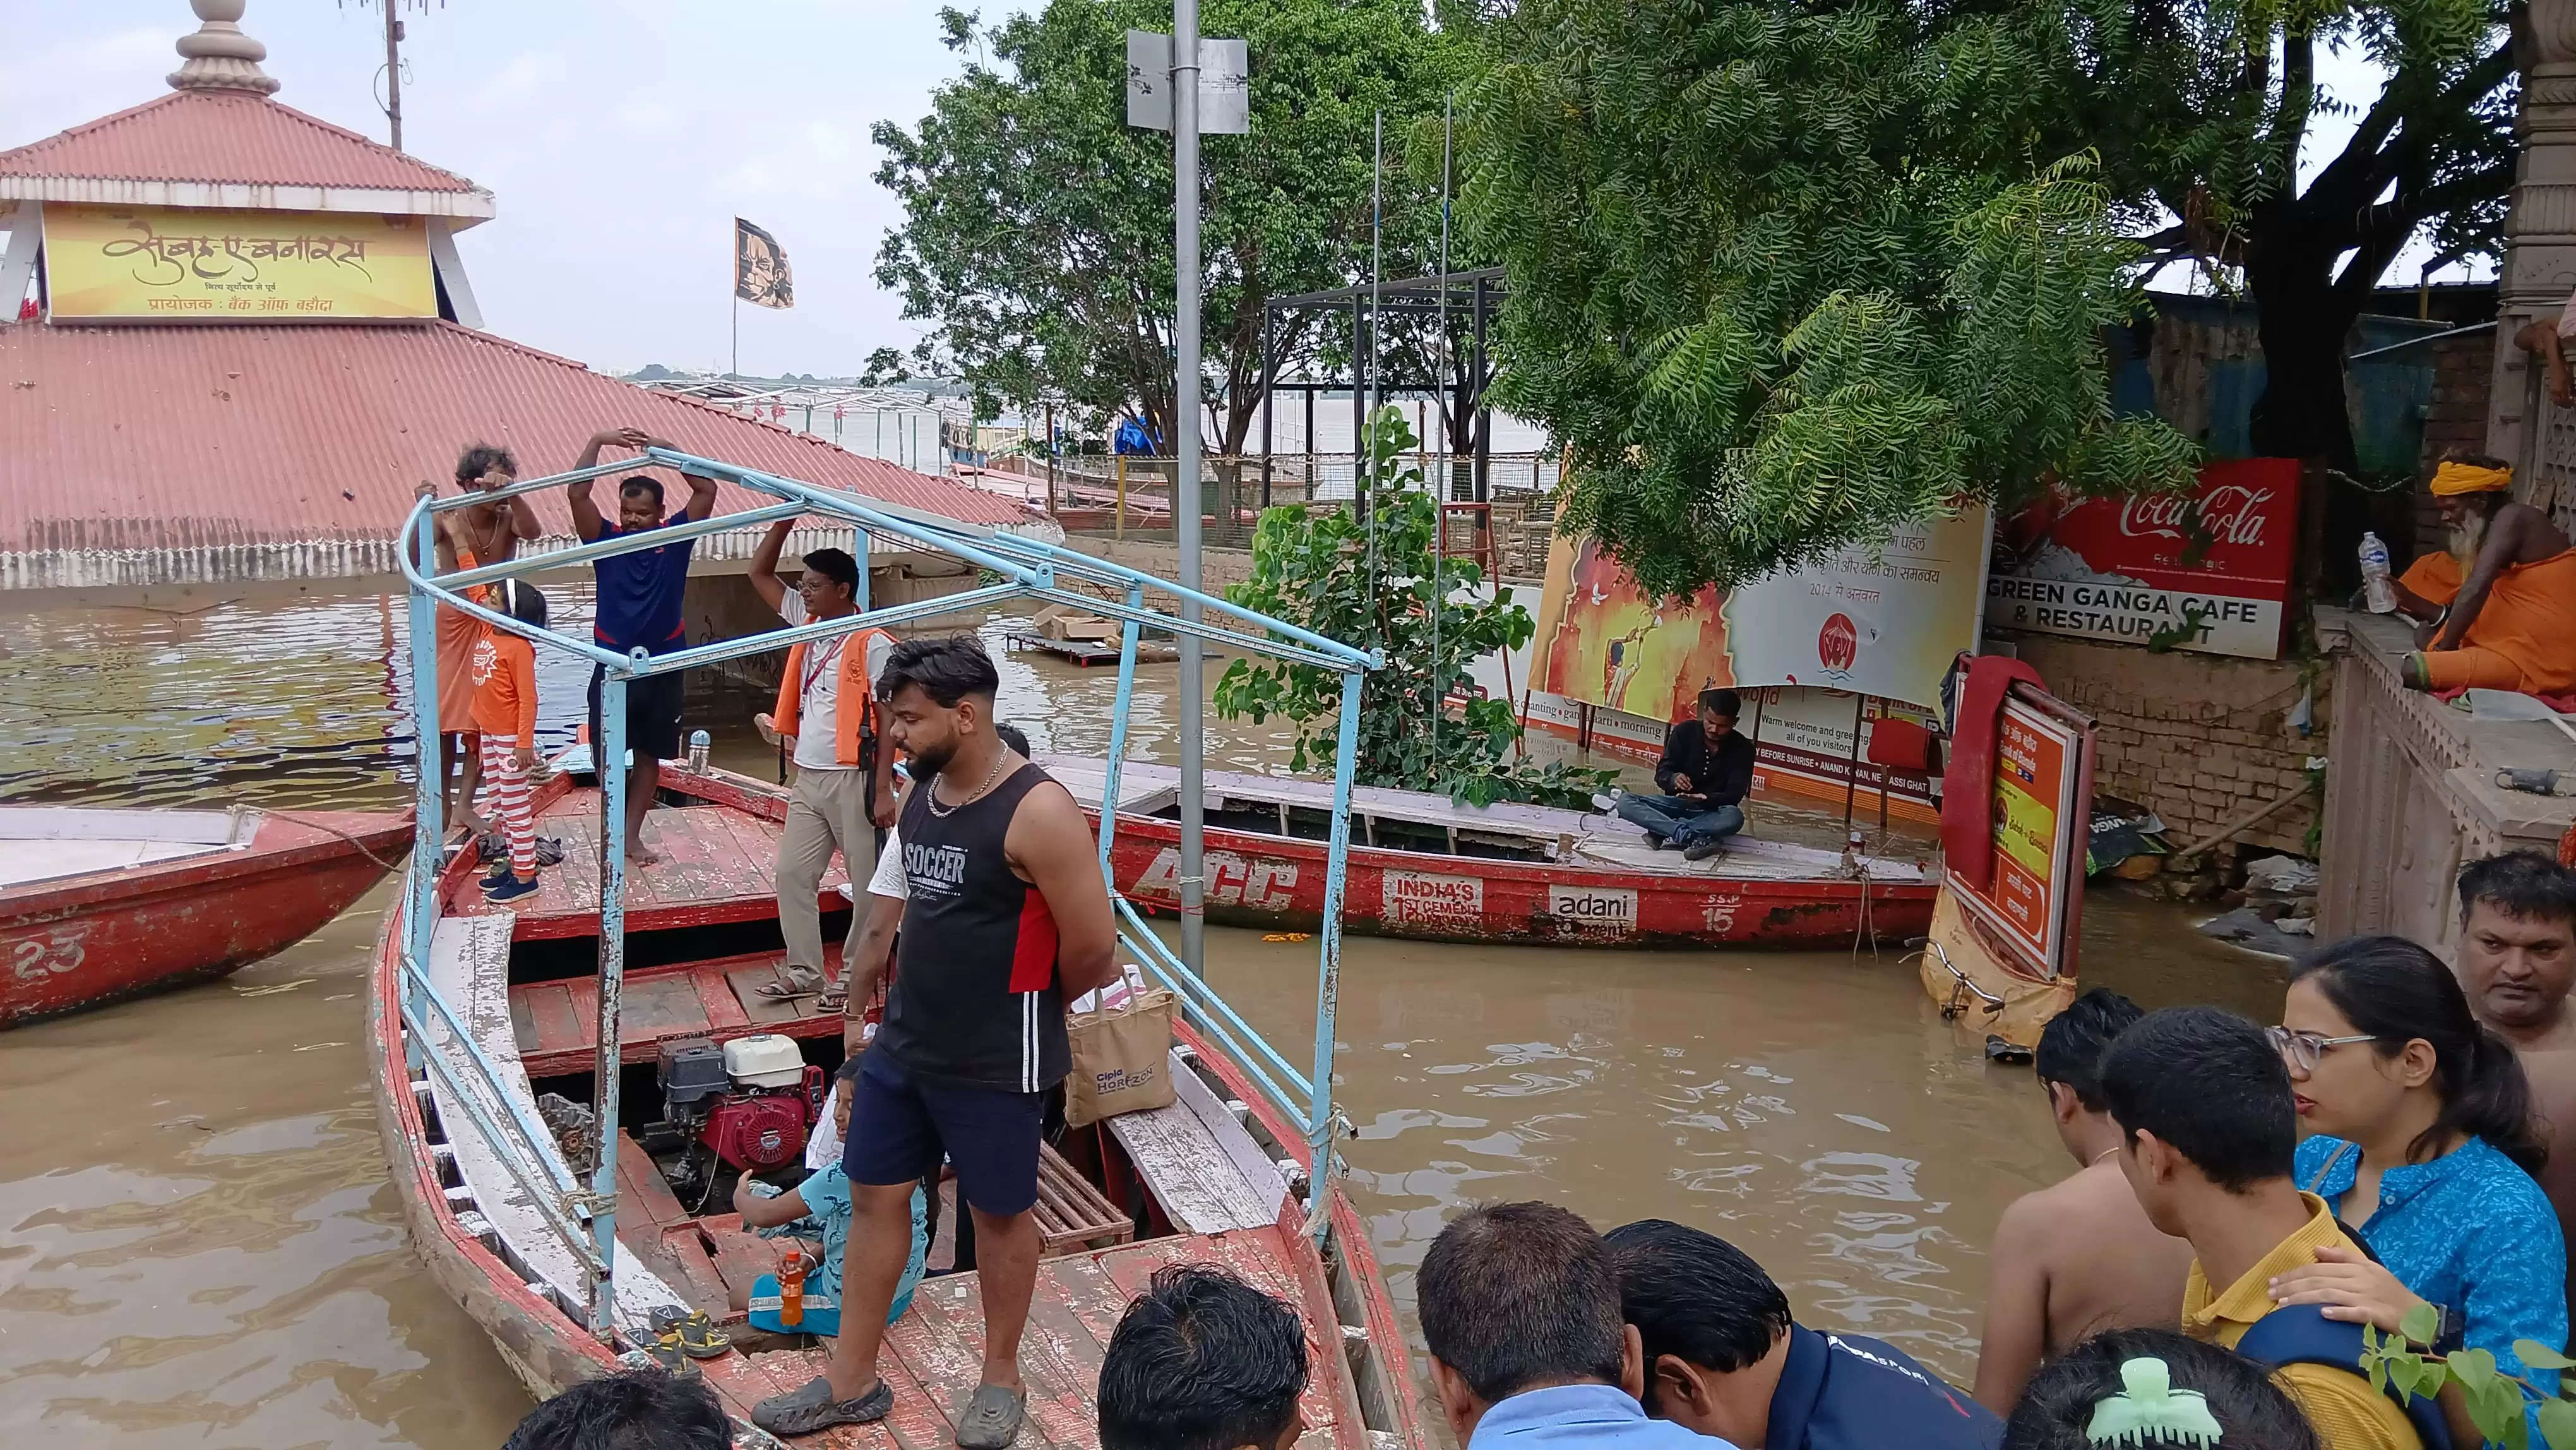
[{"xmin": 237, "ymin": 805, "xmax": 407, "ymax": 874}]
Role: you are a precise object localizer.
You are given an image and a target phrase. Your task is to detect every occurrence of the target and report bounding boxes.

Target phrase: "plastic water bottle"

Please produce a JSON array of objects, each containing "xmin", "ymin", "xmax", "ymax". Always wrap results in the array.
[
  {"xmin": 686, "ymin": 729, "xmax": 710, "ymax": 773},
  {"xmin": 2359, "ymin": 532, "xmax": 2397, "ymax": 614}
]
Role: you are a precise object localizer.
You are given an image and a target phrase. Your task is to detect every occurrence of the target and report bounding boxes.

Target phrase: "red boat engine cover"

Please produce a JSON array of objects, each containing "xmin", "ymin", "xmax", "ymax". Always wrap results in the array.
[{"xmin": 700, "ymin": 1092, "xmax": 809, "ymax": 1171}]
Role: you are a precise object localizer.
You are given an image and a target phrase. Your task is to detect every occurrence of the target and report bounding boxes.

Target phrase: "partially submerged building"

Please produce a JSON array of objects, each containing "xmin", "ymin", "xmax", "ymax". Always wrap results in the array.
[{"xmin": 0, "ymin": 1, "xmax": 1048, "ymax": 619}]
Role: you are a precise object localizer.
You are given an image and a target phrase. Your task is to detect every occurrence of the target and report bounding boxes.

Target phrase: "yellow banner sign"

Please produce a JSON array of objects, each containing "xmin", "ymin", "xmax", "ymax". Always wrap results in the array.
[{"xmin": 44, "ymin": 205, "xmax": 437, "ymax": 320}]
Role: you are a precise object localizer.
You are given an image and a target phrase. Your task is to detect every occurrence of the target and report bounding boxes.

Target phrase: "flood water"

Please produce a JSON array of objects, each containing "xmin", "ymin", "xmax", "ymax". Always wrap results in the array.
[{"xmin": 0, "ymin": 590, "xmax": 2288, "ymax": 1446}]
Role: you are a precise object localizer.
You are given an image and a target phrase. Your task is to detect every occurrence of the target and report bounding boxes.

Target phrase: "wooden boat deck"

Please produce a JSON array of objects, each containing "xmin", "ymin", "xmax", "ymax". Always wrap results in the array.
[
  {"xmin": 451, "ymin": 796, "xmax": 847, "ymax": 939},
  {"xmin": 701, "ymin": 1228, "xmax": 1361, "ymax": 1450},
  {"xmin": 1042, "ymin": 753, "xmax": 1932, "ymax": 885},
  {"xmin": 0, "ymin": 805, "xmax": 253, "ymax": 891},
  {"xmin": 510, "ymin": 949, "xmax": 844, "ymax": 1077}
]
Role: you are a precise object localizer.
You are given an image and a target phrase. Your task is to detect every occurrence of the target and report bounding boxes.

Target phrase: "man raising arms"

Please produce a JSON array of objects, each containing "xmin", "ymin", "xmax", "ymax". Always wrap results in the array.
[
  {"xmin": 754, "ymin": 637, "xmax": 1114, "ymax": 1445},
  {"xmin": 568, "ymin": 428, "xmax": 718, "ymax": 865},
  {"xmin": 1970, "ymin": 989, "xmax": 2193, "ymax": 1411},
  {"xmin": 2455, "ymin": 851, "xmax": 2576, "ymax": 1308}
]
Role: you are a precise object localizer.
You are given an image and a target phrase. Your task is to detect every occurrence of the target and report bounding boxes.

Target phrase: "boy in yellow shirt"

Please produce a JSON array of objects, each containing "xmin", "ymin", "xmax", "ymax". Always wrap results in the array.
[{"xmin": 2099, "ymin": 1006, "xmax": 2428, "ymax": 1450}]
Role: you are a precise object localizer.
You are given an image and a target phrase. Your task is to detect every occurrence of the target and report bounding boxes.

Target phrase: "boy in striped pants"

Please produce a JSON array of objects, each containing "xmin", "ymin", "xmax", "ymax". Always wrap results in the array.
[{"xmin": 472, "ymin": 580, "xmax": 549, "ymax": 904}]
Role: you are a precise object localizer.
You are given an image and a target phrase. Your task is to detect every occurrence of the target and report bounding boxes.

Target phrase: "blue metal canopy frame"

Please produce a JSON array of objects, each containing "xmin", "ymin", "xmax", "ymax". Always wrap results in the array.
[{"xmin": 395, "ymin": 447, "xmax": 1378, "ymax": 1339}]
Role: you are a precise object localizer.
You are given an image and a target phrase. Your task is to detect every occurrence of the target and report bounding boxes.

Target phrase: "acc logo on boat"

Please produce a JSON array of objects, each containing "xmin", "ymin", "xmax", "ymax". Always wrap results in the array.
[{"xmin": 1133, "ymin": 848, "xmax": 1299, "ymax": 911}]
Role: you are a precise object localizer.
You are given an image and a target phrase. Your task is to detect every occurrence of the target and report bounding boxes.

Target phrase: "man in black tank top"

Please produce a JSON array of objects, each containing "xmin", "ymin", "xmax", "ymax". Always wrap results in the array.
[{"xmin": 754, "ymin": 638, "xmax": 1116, "ymax": 1445}]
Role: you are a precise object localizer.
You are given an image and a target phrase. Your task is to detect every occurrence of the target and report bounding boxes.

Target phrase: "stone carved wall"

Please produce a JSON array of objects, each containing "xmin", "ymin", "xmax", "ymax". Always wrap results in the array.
[{"xmin": 2491, "ymin": 0, "xmax": 2576, "ymax": 489}]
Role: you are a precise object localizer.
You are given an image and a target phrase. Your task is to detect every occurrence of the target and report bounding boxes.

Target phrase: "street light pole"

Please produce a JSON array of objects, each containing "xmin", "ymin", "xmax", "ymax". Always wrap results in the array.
[{"xmin": 1173, "ymin": 0, "xmax": 1207, "ymax": 974}]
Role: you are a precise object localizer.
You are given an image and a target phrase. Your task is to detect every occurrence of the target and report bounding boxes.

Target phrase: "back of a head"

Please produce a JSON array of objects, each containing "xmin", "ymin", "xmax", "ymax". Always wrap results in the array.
[
  {"xmin": 2294, "ymin": 935, "xmax": 2545, "ymax": 1171},
  {"xmin": 501, "ymin": 1368, "xmax": 732, "ymax": 1450},
  {"xmin": 2099, "ymin": 1007, "xmax": 2295, "ymax": 1192},
  {"xmin": 2036, "ymin": 988, "xmax": 2145, "ymax": 1111},
  {"xmin": 995, "ymin": 722, "xmax": 1032, "ymax": 757},
  {"xmin": 1603, "ymin": 1219, "xmax": 1789, "ymax": 1408},
  {"xmin": 2003, "ymin": 1327, "xmax": 2320, "ymax": 1450},
  {"xmin": 877, "ymin": 635, "xmax": 1001, "ymax": 707},
  {"xmin": 2457, "ymin": 850, "xmax": 2576, "ymax": 931},
  {"xmin": 1419, "ymin": 1201, "xmax": 1626, "ymax": 1405},
  {"xmin": 1099, "ymin": 1264, "xmax": 1309, "ymax": 1450},
  {"xmin": 501, "ymin": 578, "xmax": 551, "ymax": 630}
]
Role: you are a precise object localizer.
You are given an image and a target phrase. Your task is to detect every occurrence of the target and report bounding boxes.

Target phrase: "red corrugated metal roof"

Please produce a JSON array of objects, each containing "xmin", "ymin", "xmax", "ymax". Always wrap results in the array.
[
  {"xmin": 0, "ymin": 91, "xmax": 480, "ymax": 195},
  {"xmin": 0, "ymin": 320, "xmax": 1039, "ymax": 565}
]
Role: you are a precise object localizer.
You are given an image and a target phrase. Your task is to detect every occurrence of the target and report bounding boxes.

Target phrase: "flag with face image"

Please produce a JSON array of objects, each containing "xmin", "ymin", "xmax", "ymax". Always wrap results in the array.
[{"xmin": 734, "ymin": 218, "xmax": 794, "ymax": 309}]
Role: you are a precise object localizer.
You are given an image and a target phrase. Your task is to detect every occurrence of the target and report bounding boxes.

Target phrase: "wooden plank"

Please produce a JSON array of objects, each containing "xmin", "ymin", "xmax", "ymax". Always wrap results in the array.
[
  {"xmin": 623, "ymin": 974, "xmax": 712, "ymax": 1039},
  {"xmin": 615, "ymin": 1130, "xmax": 691, "ymax": 1230},
  {"xmin": 1104, "ymin": 1094, "xmax": 1282, "ymax": 1236},
  {"xmin": 900, "ymin": 1267, "xmax": 1097, "ymax": 1450},
  {"xmin": 1169, "ymin": 1050, "xmax": 1291, "ymax": 1222},
  {"xmin": 0, "ymin": 805, "xmax": 238, "ymax": 844},
  {"xmin": 418, "ymin": 913, "xmax": 691, "ymax": 1339},
  {"xmin": 698, "ymin": 1213, "xmax": 777, "ymax": 1310},
  {"xmin": 525, "ymin": 983, "xmax": 586, "ymax": 1060},
  {"xmin": 728, "ymin": 962, "xmax": 821, "ymax": 1026}
]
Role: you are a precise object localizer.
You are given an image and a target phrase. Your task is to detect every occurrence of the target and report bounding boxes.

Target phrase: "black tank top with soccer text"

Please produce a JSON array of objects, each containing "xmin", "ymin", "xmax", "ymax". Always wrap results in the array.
[{"xmin": 876, "ymin": 760, "xmax": 1066, "ymax": 1092}]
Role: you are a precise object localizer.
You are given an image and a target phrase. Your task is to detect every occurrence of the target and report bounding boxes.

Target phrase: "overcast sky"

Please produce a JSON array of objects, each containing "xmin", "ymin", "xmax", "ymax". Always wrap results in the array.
[
  {"xmin": 8, "ymin": 3, "xmax": 2462, "ymax": 377},
  {"xmin": 6, "ymin": 0, "xmax": 978, "ymax": 377}
]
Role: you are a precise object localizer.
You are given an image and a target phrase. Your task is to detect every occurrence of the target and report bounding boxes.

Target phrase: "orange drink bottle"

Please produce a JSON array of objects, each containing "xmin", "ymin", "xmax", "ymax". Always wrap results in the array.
[{"xmin": 780, "ymin": 1245, "xmax": 807, "ymax": 1327}]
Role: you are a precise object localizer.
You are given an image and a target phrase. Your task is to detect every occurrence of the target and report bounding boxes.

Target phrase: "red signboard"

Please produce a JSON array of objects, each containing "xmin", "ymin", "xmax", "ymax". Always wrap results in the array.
[{"xmin": 1986, "ymin": 458, "xmax": 2301, "ymax": 659}]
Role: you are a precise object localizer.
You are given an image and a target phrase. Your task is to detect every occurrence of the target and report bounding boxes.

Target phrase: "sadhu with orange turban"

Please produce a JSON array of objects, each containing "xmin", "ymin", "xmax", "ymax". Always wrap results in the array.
[{"xmin": 2395, "ymin": 454, "xmax": 2576, "ymax": 695}]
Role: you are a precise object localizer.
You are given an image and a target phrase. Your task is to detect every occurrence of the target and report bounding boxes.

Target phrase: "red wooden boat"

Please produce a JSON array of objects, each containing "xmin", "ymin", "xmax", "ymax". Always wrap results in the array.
[
  {"xmin": 3, "ymin": 803, "xmax": 413, "ymax": 1028},
  {"xmin": 369, "ymin": 764, "xmax": 1425, "ymax": 1449},
  {"xmin": 1042, "ymin": 756, "xmax": 1936, "ymax": 949}
]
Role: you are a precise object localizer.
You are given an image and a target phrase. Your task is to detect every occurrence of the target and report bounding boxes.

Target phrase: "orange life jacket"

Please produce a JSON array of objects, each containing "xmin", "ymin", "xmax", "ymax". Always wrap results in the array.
[{"xmin": 772, "ymin": 625, "xmax": 895, "ymax": 767}]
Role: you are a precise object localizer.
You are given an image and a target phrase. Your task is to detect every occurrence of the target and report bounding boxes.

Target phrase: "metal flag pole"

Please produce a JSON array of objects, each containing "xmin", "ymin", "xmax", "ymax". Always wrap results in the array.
[{"xmin": 1174, "ymin": 0, "xmax": 1208, "ymax": 974}]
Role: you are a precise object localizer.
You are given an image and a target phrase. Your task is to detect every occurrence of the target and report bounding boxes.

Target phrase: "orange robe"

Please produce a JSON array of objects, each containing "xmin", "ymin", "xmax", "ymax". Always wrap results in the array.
[
  {"xmin": 2399, "ymin": 549, "xmax": 2576, "ymax": 694},
  {"xmin": 433, "ymin": 545, "xmax": 490, "ymax": 733}
]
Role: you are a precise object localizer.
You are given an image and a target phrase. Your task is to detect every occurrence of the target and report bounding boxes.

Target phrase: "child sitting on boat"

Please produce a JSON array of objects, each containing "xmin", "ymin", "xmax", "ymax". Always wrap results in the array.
[
  {"xmin": 470, "ymin": 580, "xmax": 547, "ymax": 904},
  {"xmin": 734, "ymin": 1055, "xmax": 930, "ymax": 1336}
]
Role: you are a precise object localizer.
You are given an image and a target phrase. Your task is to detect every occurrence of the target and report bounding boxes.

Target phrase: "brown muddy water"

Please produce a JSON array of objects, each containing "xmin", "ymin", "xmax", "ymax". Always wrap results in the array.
[{"xmin": 0, "ymin": 590, "xmax": 2288, "ymax": 1446}]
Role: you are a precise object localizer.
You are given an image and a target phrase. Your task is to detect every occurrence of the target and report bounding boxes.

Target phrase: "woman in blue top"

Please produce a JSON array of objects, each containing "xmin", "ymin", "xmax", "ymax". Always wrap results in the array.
[{"xmin": 2265, "ymin": 934, "xmax": 2566, "ymax": 1421}]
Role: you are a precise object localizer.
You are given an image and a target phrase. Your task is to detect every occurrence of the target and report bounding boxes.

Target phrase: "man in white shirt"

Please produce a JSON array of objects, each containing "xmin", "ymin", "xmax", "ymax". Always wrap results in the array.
[{"xmin": 750, "ymin": 518, "xmax": 898, "ymax": 999}]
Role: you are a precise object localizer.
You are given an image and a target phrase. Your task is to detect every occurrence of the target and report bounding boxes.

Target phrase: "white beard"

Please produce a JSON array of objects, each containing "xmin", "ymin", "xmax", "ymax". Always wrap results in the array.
[{"xmin": 2450, "ymin": 510, "xmax": 2491, "ymax": 566}]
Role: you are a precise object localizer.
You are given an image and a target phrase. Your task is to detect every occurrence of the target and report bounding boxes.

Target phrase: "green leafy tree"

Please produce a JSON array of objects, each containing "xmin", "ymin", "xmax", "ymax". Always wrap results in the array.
[
  {"xmin": 1458, "ymin": 0, "xmax": 2200, "ymax": 596},
  {"xmin": 1215, "ymin": 407, "xmax": 1614, "ymax": 807},
  {"xmin": 871, "ymin": 0, "xmax": 1462, "ymax": 453},
  {"xmin": 2093, "ymin": 0, "xmax": 2510, "ymax": 470}
]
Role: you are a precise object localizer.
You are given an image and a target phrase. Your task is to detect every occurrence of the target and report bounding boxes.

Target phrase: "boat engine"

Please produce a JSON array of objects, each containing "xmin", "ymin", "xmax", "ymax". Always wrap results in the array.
[{"xmin": 656, "ymin": 1034, "xmax": 822, "ymax": 1173}]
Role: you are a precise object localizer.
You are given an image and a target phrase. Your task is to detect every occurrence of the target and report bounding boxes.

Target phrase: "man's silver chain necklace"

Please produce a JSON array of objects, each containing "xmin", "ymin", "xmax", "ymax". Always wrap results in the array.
[{"xmin": 927, "ymin": 750, "xmax": 1010, "ymax": 818}]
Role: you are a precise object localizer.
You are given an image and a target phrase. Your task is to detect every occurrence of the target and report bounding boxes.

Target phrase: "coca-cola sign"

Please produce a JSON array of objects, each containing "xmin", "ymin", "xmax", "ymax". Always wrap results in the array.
[{"xmin": 1987, "ymin": 459, "xmax": 2300, "ymax": 660}]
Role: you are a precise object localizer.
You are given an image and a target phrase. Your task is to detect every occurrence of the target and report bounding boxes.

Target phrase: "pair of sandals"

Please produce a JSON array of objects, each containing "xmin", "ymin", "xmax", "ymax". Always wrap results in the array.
[
  {"xmin": 753, "ymin": 969, "xmax": 845, "ymax": 1013},
  {"xmin": 642, "ymin": 1305, "xmax": 731, "ymax": 1372}
]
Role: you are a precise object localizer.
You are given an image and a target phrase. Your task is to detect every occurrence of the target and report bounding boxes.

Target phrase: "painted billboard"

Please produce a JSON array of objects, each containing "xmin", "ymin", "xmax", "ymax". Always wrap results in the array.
[
  {"xmin": 1529, "ymin": 505, "xmax": 1990, "ymax": 719},
  {"xmin": 1986, "ymin": 458, "xmax": 2300, "ymax": 660},
  {"xmin": 1957, "ymin": 697, "xmax": 2087, "ymax": 974},
  {"xmin": 44, "ymin": 205, "xmax": 438, "ymax": 320}
]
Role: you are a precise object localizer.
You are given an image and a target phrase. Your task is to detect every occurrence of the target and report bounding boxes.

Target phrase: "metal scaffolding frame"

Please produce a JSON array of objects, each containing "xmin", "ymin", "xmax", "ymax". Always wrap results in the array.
[
  {"xmin": 395, "ymin": 447, "xmax": 1378, "ymax": 1338},
  {"xmin": 1258, "ymin": 267, "xmax": 1505, "ymax": 507}
]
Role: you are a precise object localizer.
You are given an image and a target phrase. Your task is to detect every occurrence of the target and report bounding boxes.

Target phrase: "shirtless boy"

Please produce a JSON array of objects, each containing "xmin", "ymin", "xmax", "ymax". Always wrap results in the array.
[
  {"xmin": 409, "ymin": 443, "xmax": 539, "ymax": 837},
  {"xmin": 1971, "ymin": 988, "xmax": 2195, "ymax": 1412},
  {"xmin": 2455, "ymin": 851, "xmax": 2576, "ymax": 1306}
]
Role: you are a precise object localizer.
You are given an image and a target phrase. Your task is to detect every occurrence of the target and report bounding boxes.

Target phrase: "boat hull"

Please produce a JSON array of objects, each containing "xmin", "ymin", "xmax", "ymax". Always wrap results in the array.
[
  {"xmin": 371, "ymin": 778, "xmax": 1428, "ymax": 1447},
  {"xmin": 1093, "ymin": 812, "xmax": 1934, "ymax": 949},
  {"xmin": 3, "ymin": 810, "xmax": 412, "ymax": 1028}
]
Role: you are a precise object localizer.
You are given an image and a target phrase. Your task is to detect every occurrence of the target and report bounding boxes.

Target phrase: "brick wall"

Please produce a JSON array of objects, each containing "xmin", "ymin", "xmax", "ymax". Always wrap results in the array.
[
  {"xmin": 2411, "ymin": 332, "xmax": 2496, "ymax": 561},
  {"xmin": 2000, "ymin": 633, "xmax": 2325, "ymax": 856}
]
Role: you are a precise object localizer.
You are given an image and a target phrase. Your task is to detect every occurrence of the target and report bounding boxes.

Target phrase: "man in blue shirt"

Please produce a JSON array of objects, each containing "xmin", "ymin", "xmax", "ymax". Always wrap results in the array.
[
  {"xmin": 1421, "ymin": 1201, "xmax": 1741, "ymax": 1450},
  {"xmin": 1606, "ymin": 1219, "xmax": 1999, "ymax": 1450},
  {"xmin": 568, "ymin": 427, "xmax": 718, "ymax": 864}
]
